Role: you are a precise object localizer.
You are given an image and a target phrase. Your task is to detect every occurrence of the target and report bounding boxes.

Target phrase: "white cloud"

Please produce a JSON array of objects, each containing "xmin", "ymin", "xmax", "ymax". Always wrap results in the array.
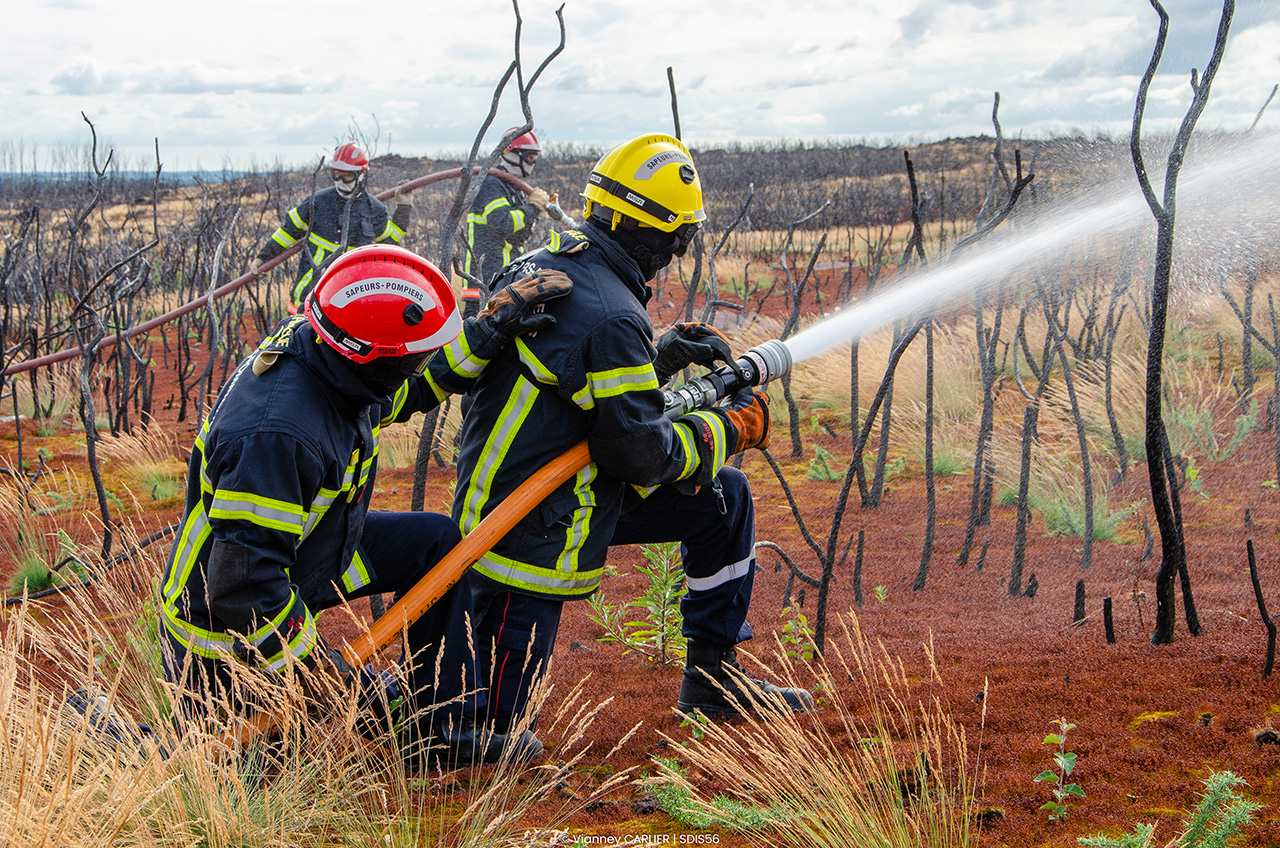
[{"xmin": 2, "ymin": 0, "xmax": 1276, "ymax": 170}]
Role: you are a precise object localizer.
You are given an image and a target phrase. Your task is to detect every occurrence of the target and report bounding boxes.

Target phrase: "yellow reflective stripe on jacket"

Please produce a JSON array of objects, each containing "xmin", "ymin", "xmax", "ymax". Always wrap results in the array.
[
  {"xmin": 340, "ymin": 550, "xmax": 373, "ymax": 593},
  {"xmin": 161, "ymin": 603, "xmax": 235, "ymax": 658},
  {"xmin": 420, "ymin": 370, "xmax": 448, "ymax": 404},
  {"xmin": 208, "ymin": 489, "xmax": 307, "ymax": 535},
  {"xmin": 514, "ymin": 338, "xmax": 558, "ymax": 386},
  {"xmin": 570, "ymin": 363, "xmax": 659, "ymax": 410},
  {"xmin": 308, "ymin": 232, "xmax": 339, "ymax": 253},
  {"xmin": 292, "ymin": 270, "xmax": 315, "ymax": 304},
  {"xmin": 671, "ymin": 418, "xmax": 700, "ymax": 481},
  {"xmin": 460, "ymin": 377, "xmax": 538, "ymax": 532},
  {"xmin": 472, "ymin": 550, "xmax": 604, "ymax": 596},
  {"xmin": 162, "ymin": 505, "xmax": 213, "ymax": 604},
  {"xmin": 264, "ymin": 617, "xmax": 319, "ymax": 671},
  {"xmin": 161, "ymin": 586, "xmax": 317, "ymax": 668},
  {"xmin": 271, "ymin": 227, "xmax": 298, "ymax": 249},
  {"xmin": 301, "ymin": 487, "xmax": 338, "ymax": 540},
  {"xmin": 443, "ymin": 331, "xmax": 489, "ymax": 379},
  {"xmin": 288, "ymin": 207, "xmax": 308, "ymax": 231},
  {"xmin": 556, "ymin": 463, "xmax": 597, "ymax": 574},
  {"xmin": 379, "ymin": 220, "xmax": 405, "ymax": 242},
  {"xmin": 468, "ymin": 196, "xmax": 510, "ymax": 224}
]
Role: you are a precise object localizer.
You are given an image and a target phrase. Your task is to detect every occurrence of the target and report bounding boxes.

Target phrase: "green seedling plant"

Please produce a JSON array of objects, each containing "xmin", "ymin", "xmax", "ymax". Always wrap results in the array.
[
  {"xmin": 1078, "ymin": 770, "xmax": 1261, "ymax": 848},
  {"xmin": 586, "ymin": 541, "xmax": 687, "ymax": 665},
  {"xmin": 1036, "ymin": 717, "xmax": 1084, "ymax": 822},
  {"xmin": 679, "ymin": 711, "xmax": 709, "ymax": 740},
  {"xmin": 1184, "ymin": 457, "xmax": 1209, "ymax": 500},
  {"xmin": 808, "ymin": 445, "xmax": 841, "ymax": 482},
  {"xmin": 873, "ymin": 585, "xmax": 888, "ymax": 603},
  {"xmin": 780, "ymin": 605, "xmax": 816, "ymax": 661}
]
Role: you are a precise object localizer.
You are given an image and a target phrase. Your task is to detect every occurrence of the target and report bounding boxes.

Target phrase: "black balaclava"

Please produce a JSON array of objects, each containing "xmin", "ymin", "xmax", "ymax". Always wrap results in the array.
[
  {"xmin": 591, "ymin": 211, "xmax": 696, "ymax": 280},
  {"xmin": 344, "ymin": 353, "xmax": 429, "ymax": 399}
]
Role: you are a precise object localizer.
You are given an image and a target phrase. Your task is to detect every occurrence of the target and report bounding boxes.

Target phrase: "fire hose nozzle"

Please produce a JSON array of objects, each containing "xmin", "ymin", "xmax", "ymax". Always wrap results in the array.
[
  {"xmin": 546, "ymin": 200, "xmax": 578, "ymax": 228},
  {"xmin": 662, "ymin": 339, "xmax": 792, "ymax": 419}
]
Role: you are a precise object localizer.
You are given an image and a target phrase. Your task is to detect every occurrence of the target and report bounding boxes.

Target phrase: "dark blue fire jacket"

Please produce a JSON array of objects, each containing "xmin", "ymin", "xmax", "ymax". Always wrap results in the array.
[
  {"xmin": 256, "ymin": 186, "xmax": 411, "ymax": 306},
  {"xmin": 452, "ymin": 221, "xmax": 730, "ymax": 601},
  {"xmin": 160, "ymin": 313, "xmax": 498, "ymax": 669}
]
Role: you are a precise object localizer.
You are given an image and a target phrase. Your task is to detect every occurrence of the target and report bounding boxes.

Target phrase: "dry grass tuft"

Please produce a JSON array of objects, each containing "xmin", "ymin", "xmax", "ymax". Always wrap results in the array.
[
  {"xmin": 97, "ymin": 428, "xmax": 187, "ymax": 504},
  {"xmin": 1, "ymin": 545, "xmax": 635, "ymax": 847},
  {"xmin": 651, "ymin": 614, "xmax": 981, "ymax": 847}
]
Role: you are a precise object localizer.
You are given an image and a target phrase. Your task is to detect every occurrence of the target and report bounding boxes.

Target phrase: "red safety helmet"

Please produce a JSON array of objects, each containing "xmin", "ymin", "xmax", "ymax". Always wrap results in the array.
[
  {"xmin": 305, "ymin": 245, "xmax": 461, "ymax": 364},
  {"xmin": 330, "ymin": 142, "xmax": 370, "ymax": 172},
  {"xmin": 504, "ymin": 128, "xmax": 540, "ymax": 153}
]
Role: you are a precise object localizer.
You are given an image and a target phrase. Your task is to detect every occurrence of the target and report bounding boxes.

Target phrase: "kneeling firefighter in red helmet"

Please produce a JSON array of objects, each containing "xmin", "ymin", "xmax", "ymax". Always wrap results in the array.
[{"xmin": 160, "ymin": 244, "xmax": 570, "ymax": 768}]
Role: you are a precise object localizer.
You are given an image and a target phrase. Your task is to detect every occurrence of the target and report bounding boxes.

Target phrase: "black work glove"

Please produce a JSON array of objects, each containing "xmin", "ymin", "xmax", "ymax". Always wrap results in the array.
[
  {"xmin": 652, "ymin": 322, "xmax": 734, "ymax": 386},
  {"xmin": 299, "ymin": 640, "xmax": 357, "ymax": 714},
  {"xmin": 478, "ymin": 268, "xmax": 573, "ymax": 343}
]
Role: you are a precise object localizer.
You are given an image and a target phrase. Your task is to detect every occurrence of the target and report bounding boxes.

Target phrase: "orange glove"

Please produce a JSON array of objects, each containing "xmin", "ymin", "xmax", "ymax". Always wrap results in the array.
[{"xmin": 719, "ymin": 388, "xmax": 770, "ymax": 454}]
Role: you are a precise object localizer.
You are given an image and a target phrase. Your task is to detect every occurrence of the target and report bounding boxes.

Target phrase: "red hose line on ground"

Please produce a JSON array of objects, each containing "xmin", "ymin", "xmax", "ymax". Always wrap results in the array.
[{"xmin": 1, "ymin": 168, "xmax": 532, "ymax": 378}]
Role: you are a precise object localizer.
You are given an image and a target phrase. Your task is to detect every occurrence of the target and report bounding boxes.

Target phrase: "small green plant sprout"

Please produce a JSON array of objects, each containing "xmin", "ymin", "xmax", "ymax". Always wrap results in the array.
[
  {"xmin": 808, "ymin": 445, "xmax": 841, "ymax": 482},
  {"xmin": 1184, "ymin": 457, "xmax": 1210, "ymax": 500},
  {"xmin": 779, "ymin": 605, "xmax": 816, "ymax": 661},
  {"xmin": 1036, "ymin": 717, "xmax": 1084, "ymax": 822},
  {"xmin": 679, "ymin": 711, "xmax": 709, "ymax": 740},
  {"xmin": 586, "ymin": 541, "xmax": 687, "ymax": 664},
  {"xmin": 1077, "ymin": 770, "xmax": 1261, "ymax": 848},
  {"xmin": 873, "ymin": 584, "xmax": 888, "ymax": 604}
]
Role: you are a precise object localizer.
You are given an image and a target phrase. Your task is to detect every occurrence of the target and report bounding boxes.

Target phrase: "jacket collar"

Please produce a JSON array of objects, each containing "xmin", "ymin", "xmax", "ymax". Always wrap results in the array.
[
  {"xmin": 579, "ymin": 220, "xmax": 652, "ymax": 306},
  {"xmin": 264, "ymin": 315, "xmax": 384, "ymax": 411}
]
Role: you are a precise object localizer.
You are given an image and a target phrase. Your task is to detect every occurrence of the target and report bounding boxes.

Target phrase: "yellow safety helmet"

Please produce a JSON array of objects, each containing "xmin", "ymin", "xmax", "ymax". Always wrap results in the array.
[{"xmin": 581, "ymin": 134, "xmax": 706, "ymax": 233}]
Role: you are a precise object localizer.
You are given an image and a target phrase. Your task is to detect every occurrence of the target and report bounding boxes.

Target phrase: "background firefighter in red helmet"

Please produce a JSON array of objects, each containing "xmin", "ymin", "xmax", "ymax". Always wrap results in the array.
[
  {"xmin": 160, "ymin": 243, "xmax": 570, "ymax": 768},
  {"xmin": 250, "ymin": 142, "xmax": 414, "ymax": 309},
  {"xmin": 460, "ymin": 128, "xmax": 553, "ymax": 290}
]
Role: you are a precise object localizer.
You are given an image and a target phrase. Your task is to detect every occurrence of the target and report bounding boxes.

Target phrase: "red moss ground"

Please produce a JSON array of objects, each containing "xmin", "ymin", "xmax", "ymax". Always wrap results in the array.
[{"xmin": 5, "ymin": 273, "xmax": 1280, "ymax": 847}]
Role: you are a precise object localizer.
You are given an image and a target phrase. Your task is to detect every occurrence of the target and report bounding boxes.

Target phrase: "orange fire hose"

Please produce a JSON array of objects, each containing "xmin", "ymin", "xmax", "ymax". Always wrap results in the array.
[
  {"xmin": 2, "ymin": 168, "xmax": 533, "ymax": 378},
  {"xmin": 224, "ymin": 439, "xmax": 591, "ymax": 749}
]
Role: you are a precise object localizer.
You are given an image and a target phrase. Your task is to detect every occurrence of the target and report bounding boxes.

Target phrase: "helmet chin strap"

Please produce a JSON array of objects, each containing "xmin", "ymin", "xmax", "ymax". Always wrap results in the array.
[
  {"xmin": 500, "ymin": 152, "xmax": 532, "ymax": 178},
  {"xmin": 335, "ymin": 172, "xmax": 366, "ymax": 198},
  {"xmin": 591, "ymin": 210, "xmax": 679, "ymax": 279}
]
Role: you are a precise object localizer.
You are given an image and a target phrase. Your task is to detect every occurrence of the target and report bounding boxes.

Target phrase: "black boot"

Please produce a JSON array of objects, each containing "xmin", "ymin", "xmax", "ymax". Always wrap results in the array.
[
  {"xmin": 677, "ymin": 639, "xmax": 815, "ymax": 719},
  {"xmin": 403, "ymin": 715, "xmax": 544, "ymax": 772}
]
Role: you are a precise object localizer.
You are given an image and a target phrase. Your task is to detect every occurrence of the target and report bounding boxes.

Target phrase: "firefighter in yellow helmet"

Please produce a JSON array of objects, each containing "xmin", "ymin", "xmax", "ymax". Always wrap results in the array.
[{"xmin": 451, "ymin": 134, "xmax": 814, "ymax": 746}]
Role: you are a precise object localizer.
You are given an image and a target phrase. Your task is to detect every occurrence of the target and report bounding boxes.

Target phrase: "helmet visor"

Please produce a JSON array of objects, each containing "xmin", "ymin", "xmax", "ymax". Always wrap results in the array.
[
  {"xmin": 672, "ymin": 222, "xmax": 701, "ymax": 257},
  {"xmin": 398, "ymin": 351, "xmax": 432, "ymax": 378}
]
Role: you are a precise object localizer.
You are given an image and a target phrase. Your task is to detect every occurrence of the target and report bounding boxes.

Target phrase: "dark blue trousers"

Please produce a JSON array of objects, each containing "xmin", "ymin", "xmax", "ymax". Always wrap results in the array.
[
  {"xmin": 164, "ymin": 510, "xmax": 482, "ymax": 734},
  {"xmin": 470, "ymin": 467, "xmax": 756, "ymax": 733}
]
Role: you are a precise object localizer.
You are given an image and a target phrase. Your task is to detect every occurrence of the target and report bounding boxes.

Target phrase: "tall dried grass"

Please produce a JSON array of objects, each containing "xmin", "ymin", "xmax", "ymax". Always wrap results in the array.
[
  {"xmin": 97, "ymin": 428, "xmax": 186, "ymax": 505},
  {"xmin": 651, "ymin": 615, "xmax": 982, "ymax": 848},
  {"xmin": 8, "ymin": 361, "xmax": 82, "ymax": 435},
  {"xmin": 1, "ymin": 543, "xmax": 634, "ymax": 847}
]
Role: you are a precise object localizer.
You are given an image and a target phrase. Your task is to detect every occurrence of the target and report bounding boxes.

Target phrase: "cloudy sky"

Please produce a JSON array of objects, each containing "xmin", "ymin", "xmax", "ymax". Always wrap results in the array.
[{"xmin": 4, "ymin": 0, "xmax": 1278, "ymax": 172}]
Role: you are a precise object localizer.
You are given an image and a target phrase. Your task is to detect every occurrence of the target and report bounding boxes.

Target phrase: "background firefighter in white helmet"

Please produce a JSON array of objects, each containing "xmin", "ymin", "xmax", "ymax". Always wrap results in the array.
[
  {"xmin": 249, "ymin": 142, "xmax": 415, "ymax": 309},
  {"xmin": 451, "ymin": 134, "xmax": 815, "ymax": 748},
  {"xmin": 160, "ymin": 244, "xmax": 570, "ymax": 768}
]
